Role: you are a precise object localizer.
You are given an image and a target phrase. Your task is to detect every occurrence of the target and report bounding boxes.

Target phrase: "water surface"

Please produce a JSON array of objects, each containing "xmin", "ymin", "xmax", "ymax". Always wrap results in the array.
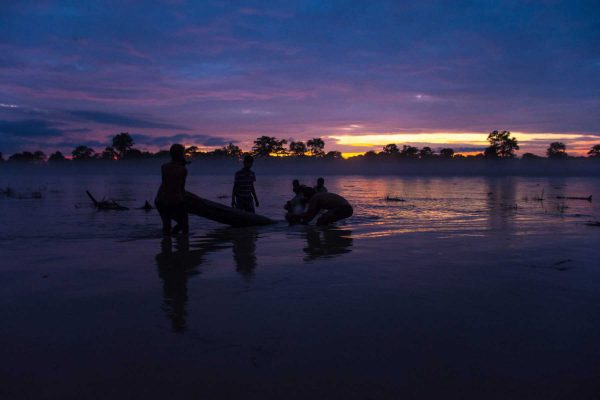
[{"xmin": 1, "ymin": 171, "xmax": 599, "ymax": 399}]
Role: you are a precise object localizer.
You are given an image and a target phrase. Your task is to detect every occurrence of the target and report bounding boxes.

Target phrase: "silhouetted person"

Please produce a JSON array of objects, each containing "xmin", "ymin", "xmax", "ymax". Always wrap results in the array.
[
  {"xmin": 232, "ymin": 155, "xmax": 259, "ymax": 213},
  {"xmin": 290, "ymin": 187, "xmax": 353, "ymax": 225},
  {"xmin": 315, "ymin": 177, "xmax": 328, "ymax": 193},
  {"xmin": 285, "ymin": 179, "xmax": 307, "ymax": 219},
  {"xmin": 155, "ymin": 144, "xmax": 189, "ymax": 235},
  {"xmin": 292, "ymin": 179, "xmax": 301, "ymax": 194}
]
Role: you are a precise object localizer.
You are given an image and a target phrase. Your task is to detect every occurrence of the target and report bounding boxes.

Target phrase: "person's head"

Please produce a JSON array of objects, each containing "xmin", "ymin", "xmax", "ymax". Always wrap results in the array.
[
  {"xmin": 317, "ymin": 177, "xmax": 325, "ymax": 187},
  {"xmin": 243, "ymin": 154, "xmax": 254, "ymax": 169},
  {"xmin": 301, "ymin": 186, "xmax": 317, "ymax": 203},
  {"xmin": 292, "ymin": 179, "xmax": 300, "ymax": 193},
  {"xmin": 169, "ymin": 144, "xmax": 185, "ymax": 163}
]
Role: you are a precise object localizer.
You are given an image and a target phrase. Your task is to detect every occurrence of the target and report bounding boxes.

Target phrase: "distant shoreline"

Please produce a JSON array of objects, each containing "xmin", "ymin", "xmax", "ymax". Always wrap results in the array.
[{"xmin": 2, "ymin": 157, "xmax": 599, "ymax": 177}]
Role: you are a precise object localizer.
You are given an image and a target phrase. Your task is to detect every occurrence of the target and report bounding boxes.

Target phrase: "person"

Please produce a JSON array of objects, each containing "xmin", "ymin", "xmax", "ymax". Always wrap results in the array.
[
  {"xmin": 155, "ymin": 144, "xmax": 189, "ymax": 235},
  {"xmin": 314, "ymin": 177, "xmax": 328, "ymax": 193},
  {"xmin": 285, "ymin": 179, "xmax": 307, "ymax": 220},
  {"xmin": 292, "ymin": 179, "xmax": 301, "ymax": 194},
  {"xmin": 290, "ymin": 187, "xmax": 353, "ymax": 226},
  {"xmin": 232, "ymin": 155, "xmax": 259, "ymax": 213}
]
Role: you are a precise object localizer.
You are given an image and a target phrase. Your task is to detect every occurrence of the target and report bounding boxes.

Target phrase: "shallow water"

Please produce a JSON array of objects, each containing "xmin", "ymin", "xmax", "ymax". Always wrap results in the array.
[{"xmin": 1, "ymin": 170, "xmax": 600, "ymax": 399}]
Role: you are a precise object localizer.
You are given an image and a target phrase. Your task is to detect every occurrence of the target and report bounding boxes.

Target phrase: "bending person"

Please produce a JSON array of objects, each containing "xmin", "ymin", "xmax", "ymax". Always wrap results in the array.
[
  {"xmin": 295, "ymin": 187, "xmax": 353, "ymax": 226},
  {"xmin": 155, "ymin": 144, "xmax": 189, "ymax": 235}
]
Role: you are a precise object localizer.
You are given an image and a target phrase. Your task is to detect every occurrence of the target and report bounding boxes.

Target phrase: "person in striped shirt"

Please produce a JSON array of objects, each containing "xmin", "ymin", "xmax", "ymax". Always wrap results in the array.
[{"xmin": 231, "ymin": 155, "xmax": 259, "ymax": 213}]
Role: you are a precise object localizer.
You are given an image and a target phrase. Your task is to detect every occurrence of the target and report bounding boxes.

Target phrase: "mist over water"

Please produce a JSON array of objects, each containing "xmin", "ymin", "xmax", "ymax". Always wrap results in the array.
[{"xmin": 1, "ymin": 167, "xmax": 600, "ymax": 398}]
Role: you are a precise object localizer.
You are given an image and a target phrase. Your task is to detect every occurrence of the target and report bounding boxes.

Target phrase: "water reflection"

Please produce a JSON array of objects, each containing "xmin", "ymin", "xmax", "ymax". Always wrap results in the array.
[
  {"xmin": 203, "ymin": 227, "xmax": 259, "ymax": 280},
  {"xmin": 155, "ymin": 236, "xmax": 203, "ymax": 333},
  {"xmin": 231, "ymin": 228, "xmax": 258, "ymax": 280},
  {"xmin": 155, "ymin": 228, "xmax": 260, "ymax": 332},
  {"xmin": 300, "ymin": 227, "xmax": 353, "ymax": 261}
]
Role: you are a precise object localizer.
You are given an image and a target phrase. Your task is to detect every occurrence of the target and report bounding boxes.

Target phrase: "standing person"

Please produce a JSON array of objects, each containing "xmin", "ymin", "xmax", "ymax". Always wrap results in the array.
[
  {"xmin": 232, "ymin": 155, "xmax": 259, "ymax": 213},
  {"xmin": 155, "ymin": 144, "xmax": 189, "ymax": 235},
  {"xmin": 314, "ymin": 177, "xmax": 328, "ymax": 193}
]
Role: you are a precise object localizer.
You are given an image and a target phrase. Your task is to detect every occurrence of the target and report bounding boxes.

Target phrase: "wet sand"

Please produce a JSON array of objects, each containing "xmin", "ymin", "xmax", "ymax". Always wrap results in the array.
[{"xmin": 1, "ymin": 172, "xmax": 600, "ymax": 399}]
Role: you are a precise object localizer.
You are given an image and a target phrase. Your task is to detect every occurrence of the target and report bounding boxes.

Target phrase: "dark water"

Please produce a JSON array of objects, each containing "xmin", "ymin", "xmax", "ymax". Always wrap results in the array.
[{"xmin": 1, "ymin": 171, "xmax": 600, "ymax": 399}]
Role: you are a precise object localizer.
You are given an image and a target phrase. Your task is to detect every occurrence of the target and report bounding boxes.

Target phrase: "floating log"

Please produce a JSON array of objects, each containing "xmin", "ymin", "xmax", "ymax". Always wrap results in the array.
[
  {"xmin": 185, "ymin": 191, "xmax": 275, "ymax": 227},
  {"xmin": 556, "ymin": 195, "xmax": 592, "ymax": 202},
  {"xmin": 86, "ymin": 190, "xmax": 129, "ymax": 210},
  {"xmin": 384, "ymin": 195, "xmax": 406, "ymax": 202}
]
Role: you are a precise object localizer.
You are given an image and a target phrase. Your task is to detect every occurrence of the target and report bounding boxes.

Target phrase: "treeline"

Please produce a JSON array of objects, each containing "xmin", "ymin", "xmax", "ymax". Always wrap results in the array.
[
  {"xmin": 0, "ymin": 133, "xmax": 340, "ymax": 164},
  {"xmin": 2, "ymin": 130, "xmax": 600, "ymax": 164},
  {"xmin": 360, "ymin": 131, "xmax": 600, "ymax": 160}
]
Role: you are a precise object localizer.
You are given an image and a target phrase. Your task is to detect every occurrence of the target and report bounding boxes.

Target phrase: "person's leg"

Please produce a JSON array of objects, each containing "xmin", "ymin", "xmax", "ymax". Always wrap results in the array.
[
  {"xmin": 155, "ymin": 202, "xmax": 172, "ymax": 235},
  {"xmin": 236, "ymin": 196, "xmax": 255, "ymax": 213},
  {"xmin": 245, "ymin": 198, "xmax": 255, "ymax": 213},
  {"xmin": 172, "ymin": 204, "xmax": 189, "ymax": 235}
]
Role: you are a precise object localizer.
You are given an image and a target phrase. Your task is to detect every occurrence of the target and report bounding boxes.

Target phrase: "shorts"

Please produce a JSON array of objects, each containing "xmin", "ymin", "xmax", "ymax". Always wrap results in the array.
[{"xmin": 235, "ymin": 195, "xmax": 255, "ymax": 213}]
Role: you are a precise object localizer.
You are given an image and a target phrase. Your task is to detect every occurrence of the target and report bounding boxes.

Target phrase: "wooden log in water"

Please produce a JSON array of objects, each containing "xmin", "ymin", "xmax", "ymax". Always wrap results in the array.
[
  {"xmin": 556, "ymin": 195, "xmax": 592, "ymax": 202},
  {"xmin": 185, "ymin": 191, "xmax": 275, "ymax": 227},
  {"xmin": 86, "ymin": 190, "xmax": 129, "ymax": 210}
]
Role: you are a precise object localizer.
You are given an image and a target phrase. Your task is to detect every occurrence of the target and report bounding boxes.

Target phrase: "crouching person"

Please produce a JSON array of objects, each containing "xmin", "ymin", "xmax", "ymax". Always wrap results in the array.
[
  {"xmin": 155, "ymin": 144, "xmax": 189, "ymax": 235},
  {"xmin": 292, "ymin": 187, "xmax": 353, "ymax": 226}
]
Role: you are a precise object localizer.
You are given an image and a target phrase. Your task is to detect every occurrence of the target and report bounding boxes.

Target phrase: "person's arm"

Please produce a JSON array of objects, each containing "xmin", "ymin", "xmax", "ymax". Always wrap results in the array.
[
  {"xmin": 181, "ymin": 168, "xmax": 187, "ymax": 193},
  {"xmin": 300, "ymin": 197, "xmax": 319, "ymax": 222},
  {"xmin": 250, "ymin": 172, "xmax": 259, "ymax": 207},
  {"xmin": 231, "ymin": 175, "xmax": 237, "ymax": 207},
  {"xmin": 251, "ymin": 185, "xmax": 259, "ymax": 207}
]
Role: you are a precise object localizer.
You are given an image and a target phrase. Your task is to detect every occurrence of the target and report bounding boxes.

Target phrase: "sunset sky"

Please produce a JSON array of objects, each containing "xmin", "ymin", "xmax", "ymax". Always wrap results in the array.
[{"xmin": 1, "ymin": 1, "xmax": 599, "ymax": 156}]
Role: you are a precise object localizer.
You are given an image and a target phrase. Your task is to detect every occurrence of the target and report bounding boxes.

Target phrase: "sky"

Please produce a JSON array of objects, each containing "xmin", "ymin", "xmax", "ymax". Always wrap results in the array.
[{"xmin": 1, "ymin": 0, "xmax": 599, "ymax": 157}]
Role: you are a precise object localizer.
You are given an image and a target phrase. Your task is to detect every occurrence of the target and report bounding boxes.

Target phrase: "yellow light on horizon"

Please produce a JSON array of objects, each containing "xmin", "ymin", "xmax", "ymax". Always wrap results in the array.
[{"xmin": 329, "ymin": 132, "xmax": 589, "ymax": 147}]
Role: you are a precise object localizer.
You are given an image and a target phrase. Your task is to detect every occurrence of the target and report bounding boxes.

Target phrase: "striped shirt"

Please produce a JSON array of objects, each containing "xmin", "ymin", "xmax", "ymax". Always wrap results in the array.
[{"xmin": 234, "ymin": 168, "xmax": 256, "ymax": 197}]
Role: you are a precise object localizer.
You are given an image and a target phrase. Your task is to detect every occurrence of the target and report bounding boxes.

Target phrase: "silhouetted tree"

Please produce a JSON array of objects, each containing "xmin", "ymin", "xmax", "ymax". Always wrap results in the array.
[
  {"xmin": 325, "ymin": 151, "xmax": 343, "ymax": 159},
  {"xmin": 101, "ymin": 147, "xmax": 118, "ymax": 160},
  {"xmin": 382, "ymin": 143, "xmax": 399, "ymax": 154},
  {"xmin": 521, "ymin": 152, "xmax": 542, "ymax": 160},
  {"xmin": 112, "ymin": 132, "xmax": 134, "ymax": 159},
  {"xmin": 252, "ymin": 136, "xmax": 287, "ymax": 157},
  {"xmin": 400, "ymin": 145, "xmax": 419, "ymax": 158},
  {"xmin": 364, "ymin": 150, "xmax": 378, "ymax": 160},
  {"xmin": 154, "ymin": 150, "xmax": 170, "ymax": 158},
  {"xmin": 222, "ymin": 143, "xmax": 242, "ymax": 157},
  {"xmin": 48, "ymin": 151, "xmax": 67, "ymax": 163},
  {"xmin": 8, "ymin": 151, "xmax": 45, "ymax": 163},
  {"xmin": 185, "ymin": 146, "xmax": 200, "ymax": 157},
  {"xmin": 419, "ymin": 146, "xmax": 434, "ymax": 158},
  {"xmin": 307, "ymin": 138, "xmax": 325, "ymax": 157},
  {"xmin": 289, "ymin": 141, "xmax": 307, "ymax": 156},
  {"xmin": 439, "ymin": 148, "xmax": 454, "ymax": 158},
  {"xmin": 72, "ymin": 145, "xmax": 95, "ymax": 161},
  {"xmin": 123, "ymin": 148, "xmax": 150, "ymax": 159},
  {"xmin": 587, "ymin": 144, "xmax": 600, "ymax": 158},
  {"xmin": 484, "ymin": 130, "xmax": 519, "ymax": 158},
  {"xmin": 547, "ymin": 142, "xmax": 568, "ymax": 159},
  {"xmin": 33, "ymin": 150, "xmax": 46, "ymax": 162}
]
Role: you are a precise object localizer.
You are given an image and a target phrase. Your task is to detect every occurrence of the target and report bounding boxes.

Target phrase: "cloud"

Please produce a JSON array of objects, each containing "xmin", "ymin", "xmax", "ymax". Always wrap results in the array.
[
  {"xmin": 69, "ymin": 110, "xmax": 187, "ymax": 130},
  {"xmin": 0, "ymin": 119, "xmax": 64, "ymax": 137},
  {"xmin": 132, "ymin": 133, "xmax": 231, "ymax": 147}
]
